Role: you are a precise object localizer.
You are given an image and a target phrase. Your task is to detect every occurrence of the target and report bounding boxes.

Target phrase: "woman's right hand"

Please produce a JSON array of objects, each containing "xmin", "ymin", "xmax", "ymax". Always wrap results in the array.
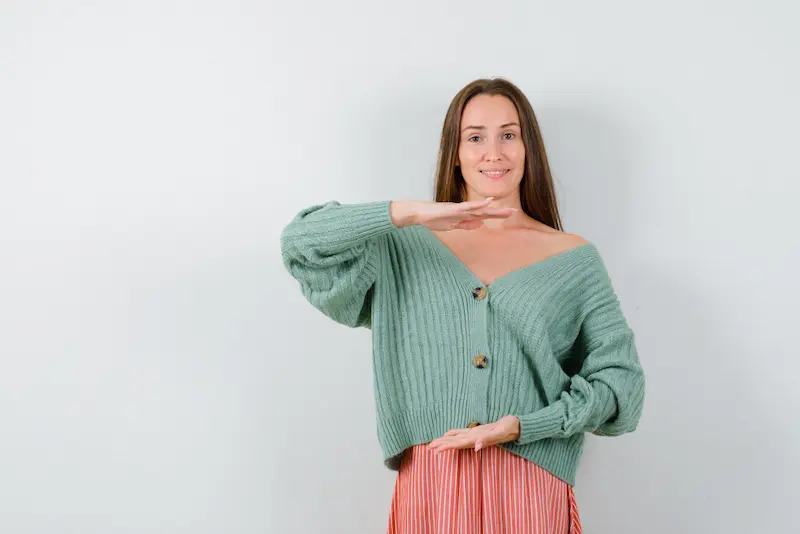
[{"xmin": 391, "ymin": 197, "xmax": 517, "ymax": 231}]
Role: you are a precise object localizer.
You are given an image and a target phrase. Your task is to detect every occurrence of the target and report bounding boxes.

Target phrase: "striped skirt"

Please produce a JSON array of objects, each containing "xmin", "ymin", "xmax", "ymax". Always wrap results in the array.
[{"xmin": 387, "ymin": 443, "xmax": 582, "ymax": 534}]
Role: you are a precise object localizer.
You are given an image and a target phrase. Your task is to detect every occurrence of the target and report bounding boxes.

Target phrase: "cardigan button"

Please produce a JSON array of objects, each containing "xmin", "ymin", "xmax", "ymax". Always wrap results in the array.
[
  {"xmin": 467, "ymin": 421, "xmax": 480, "ymax": 429},
  {"xmin": 472, "ymin": 287, "xmax": 487, "ymax": 300},
  {"xmin": 473, "ymin": 354, "xmax": 488, "ymax": 368}
]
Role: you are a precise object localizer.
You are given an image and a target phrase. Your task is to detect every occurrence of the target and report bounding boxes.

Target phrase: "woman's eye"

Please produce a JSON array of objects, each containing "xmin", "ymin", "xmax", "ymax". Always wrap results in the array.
[{"xmin": 467, "ymin": 133, "xmax": 514, "ymax": 142}]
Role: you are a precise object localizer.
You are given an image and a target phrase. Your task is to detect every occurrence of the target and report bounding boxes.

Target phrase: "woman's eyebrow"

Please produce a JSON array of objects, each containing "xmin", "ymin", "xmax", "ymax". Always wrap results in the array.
[{"xmin": 461, "ymin": 122, "xmax": 520, "ymax": 132}]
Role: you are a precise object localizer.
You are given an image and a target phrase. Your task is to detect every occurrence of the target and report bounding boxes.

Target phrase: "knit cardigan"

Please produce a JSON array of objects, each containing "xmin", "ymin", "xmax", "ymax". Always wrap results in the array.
[{"xmin": 280, "ymin": 199, "xmax": 645, "ymax": 486}]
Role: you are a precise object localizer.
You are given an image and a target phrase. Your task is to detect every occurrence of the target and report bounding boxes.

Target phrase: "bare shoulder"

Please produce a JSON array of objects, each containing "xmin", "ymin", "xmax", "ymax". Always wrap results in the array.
[
  {"xmin": 524, "ymin": 221, "xmax": 591, "ymax": 252},
  {"xmin": 541, "ymin": 233, "xmax": 591, "ymax": 260},
  {"xmin": 555, "ymin": 231, "xmax": 591, "ymax": 249}
]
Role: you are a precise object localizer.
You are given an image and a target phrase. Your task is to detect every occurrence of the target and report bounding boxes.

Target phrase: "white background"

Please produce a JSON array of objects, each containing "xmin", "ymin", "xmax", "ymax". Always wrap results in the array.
[{"xmin": 2, "ymin": 1, "xmax": 799, "ymax": 532}]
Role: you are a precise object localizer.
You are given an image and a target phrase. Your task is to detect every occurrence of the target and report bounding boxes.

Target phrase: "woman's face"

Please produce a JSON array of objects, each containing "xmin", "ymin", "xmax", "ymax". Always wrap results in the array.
[{"xmin": 457, "ymin": 94, "xmax": 526, "ymax": 201}]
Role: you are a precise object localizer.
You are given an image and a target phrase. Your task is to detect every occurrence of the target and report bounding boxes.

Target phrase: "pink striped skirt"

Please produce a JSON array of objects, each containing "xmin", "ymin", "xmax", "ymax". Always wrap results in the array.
[{"xmin": 387, "ymin": 443, "xmax": 581, "ymax": 534}]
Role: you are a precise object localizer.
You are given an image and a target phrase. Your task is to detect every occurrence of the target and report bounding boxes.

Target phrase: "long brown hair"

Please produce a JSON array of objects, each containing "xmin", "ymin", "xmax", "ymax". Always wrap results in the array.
[{"xmin": 433, "ymin": 77, "xmax": 563, "ymax": 231}]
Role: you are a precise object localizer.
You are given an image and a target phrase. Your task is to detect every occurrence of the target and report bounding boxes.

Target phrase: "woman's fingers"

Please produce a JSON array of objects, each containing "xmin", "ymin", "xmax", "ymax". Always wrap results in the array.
[
  {"xmin": 430, "ymin": 428, "xmax": 471, "ymax": 444},
  {"xmin": 468, "ymin": 208, "xmax": 517, "ymax": 218},
  {"xmin": 422, "ymin": 198, "xmax": 516, "ymax": 232},
  {"xmin": 429, "ymin": 426, "xmax": 502, "ymax": 452},
  {"xmin": 456, "ymin": 196, "xmax": 495, "ymax": 211},
  {"xmin": 428, "ymin": 434, "xmax": 474, "ymax": 452},
  {"xmin": 458, "ymin": 198, "xmax": 518, "ymax": 215}
]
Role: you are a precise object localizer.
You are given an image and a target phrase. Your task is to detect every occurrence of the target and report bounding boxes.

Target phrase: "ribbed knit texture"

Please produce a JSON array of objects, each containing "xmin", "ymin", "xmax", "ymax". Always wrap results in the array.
[{"xmin": 280, "ymin": 200, "xmax": 645, "ymax": 486}]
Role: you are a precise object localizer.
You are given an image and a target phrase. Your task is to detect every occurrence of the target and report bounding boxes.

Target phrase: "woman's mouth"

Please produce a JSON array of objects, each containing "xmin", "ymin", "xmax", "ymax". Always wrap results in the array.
[{"xmin": 480, "ymin": 169, "xmax": 509, "ymax": 179}]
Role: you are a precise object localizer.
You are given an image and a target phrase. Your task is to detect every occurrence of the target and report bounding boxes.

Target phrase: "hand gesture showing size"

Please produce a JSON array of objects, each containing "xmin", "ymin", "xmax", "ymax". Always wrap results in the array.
[
  {"xmin": 427, "ymin": 415, "xmax": 521, "ymax": 452},
  {"xmin": 391, "ymin": 197, "xmax": 517, "ymax": 231}
]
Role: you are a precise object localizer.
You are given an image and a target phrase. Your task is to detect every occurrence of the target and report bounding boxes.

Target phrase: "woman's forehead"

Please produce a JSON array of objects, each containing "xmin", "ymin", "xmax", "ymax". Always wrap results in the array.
[{"xmin": 461, "ymin": 94, "xmax": 520, "ymax": 126}]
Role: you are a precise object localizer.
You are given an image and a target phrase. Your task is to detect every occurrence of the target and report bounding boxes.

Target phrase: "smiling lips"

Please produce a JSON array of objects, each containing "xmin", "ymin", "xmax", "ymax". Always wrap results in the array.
[{"xmin": 480, "ymin": 169, "xmax": 509, "ymax": 179}]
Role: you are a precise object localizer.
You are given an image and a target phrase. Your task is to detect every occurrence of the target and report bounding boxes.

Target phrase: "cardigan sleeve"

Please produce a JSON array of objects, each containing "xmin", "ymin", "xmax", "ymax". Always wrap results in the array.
[
  {"xmin": 280, "ymin": 200, "xmax": 398, "ymax": 328},
  {"xmin": 513, "ymin": 255, "xmax": 645, "ymax": 444}
]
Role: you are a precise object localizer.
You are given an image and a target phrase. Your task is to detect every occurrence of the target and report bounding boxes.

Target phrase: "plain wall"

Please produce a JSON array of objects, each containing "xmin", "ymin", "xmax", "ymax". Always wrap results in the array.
[{"xmin": 2, "ymin": 1, "xmax": 798, "ymax": 532}]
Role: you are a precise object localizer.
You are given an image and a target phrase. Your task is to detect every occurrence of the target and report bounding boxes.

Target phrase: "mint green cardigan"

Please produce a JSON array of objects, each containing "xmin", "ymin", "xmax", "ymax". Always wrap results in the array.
[{"xmin": 280, "ymin": 199, "xmax": 645, "ymax": 486}]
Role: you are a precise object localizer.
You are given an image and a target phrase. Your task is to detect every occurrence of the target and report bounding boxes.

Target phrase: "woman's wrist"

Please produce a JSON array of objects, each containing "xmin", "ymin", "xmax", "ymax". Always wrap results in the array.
[
  {"xmin": 505, "ymin": 415, "xmax": 521, "ymax": 442},
  {"xmin": 389, "ymin": 201, "xmax": 419, "ymax": 228}
]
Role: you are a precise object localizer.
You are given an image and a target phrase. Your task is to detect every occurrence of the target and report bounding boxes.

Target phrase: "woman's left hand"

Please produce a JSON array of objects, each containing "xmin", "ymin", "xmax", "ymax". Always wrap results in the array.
[{"xmin": 428, "ymin": 415, "xmax": 521, "ymax": 452}]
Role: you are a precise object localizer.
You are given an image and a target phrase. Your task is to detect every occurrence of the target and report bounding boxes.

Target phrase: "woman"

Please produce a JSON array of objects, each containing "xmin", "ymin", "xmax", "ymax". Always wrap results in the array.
[{"xmin": 280, "ymin": 78, "xmax": 645, "ymax": 533}]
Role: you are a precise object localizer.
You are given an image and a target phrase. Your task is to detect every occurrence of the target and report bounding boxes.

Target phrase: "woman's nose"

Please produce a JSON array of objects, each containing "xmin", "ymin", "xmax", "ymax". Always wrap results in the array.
[{"xmin": 485, "ymin": 140, "xmax": 501, "ymax": 161}]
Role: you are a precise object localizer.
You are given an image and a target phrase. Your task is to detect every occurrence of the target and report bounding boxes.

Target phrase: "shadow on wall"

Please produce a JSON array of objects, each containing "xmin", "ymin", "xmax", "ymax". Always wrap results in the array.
[
  {"xmin": 540, "ymin": 101, "xmax": 637, "ymax": 253},
  {"xmin": 581, "ymin": 264, "xmax": 794, "ymax": 532},
  {"xmin": 541, "ymin": 105, "xmax": 793, "ymax": 531}
]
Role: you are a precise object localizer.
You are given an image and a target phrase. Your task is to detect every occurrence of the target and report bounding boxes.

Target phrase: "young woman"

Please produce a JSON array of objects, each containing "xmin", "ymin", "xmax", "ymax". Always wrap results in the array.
[{"xmin": 280, "ymin": 77, "xmax": 645, "ymax": 533}]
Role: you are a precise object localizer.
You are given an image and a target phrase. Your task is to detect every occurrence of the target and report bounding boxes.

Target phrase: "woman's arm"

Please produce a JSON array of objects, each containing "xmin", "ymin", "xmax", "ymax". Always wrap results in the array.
[
  {"xmin": 280, "ymin": 200, "xmax": 406, "ymax": 328},
  {"xmin": 513, "ymin": 257, "xmax": 646, "ymax": 444}
]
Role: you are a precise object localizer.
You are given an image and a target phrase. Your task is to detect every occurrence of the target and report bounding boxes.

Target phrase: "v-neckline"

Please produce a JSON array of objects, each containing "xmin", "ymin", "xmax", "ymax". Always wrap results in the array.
[{"xmin": 418, "ymin": 225, "xmax": 596, "ymax": 291}]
